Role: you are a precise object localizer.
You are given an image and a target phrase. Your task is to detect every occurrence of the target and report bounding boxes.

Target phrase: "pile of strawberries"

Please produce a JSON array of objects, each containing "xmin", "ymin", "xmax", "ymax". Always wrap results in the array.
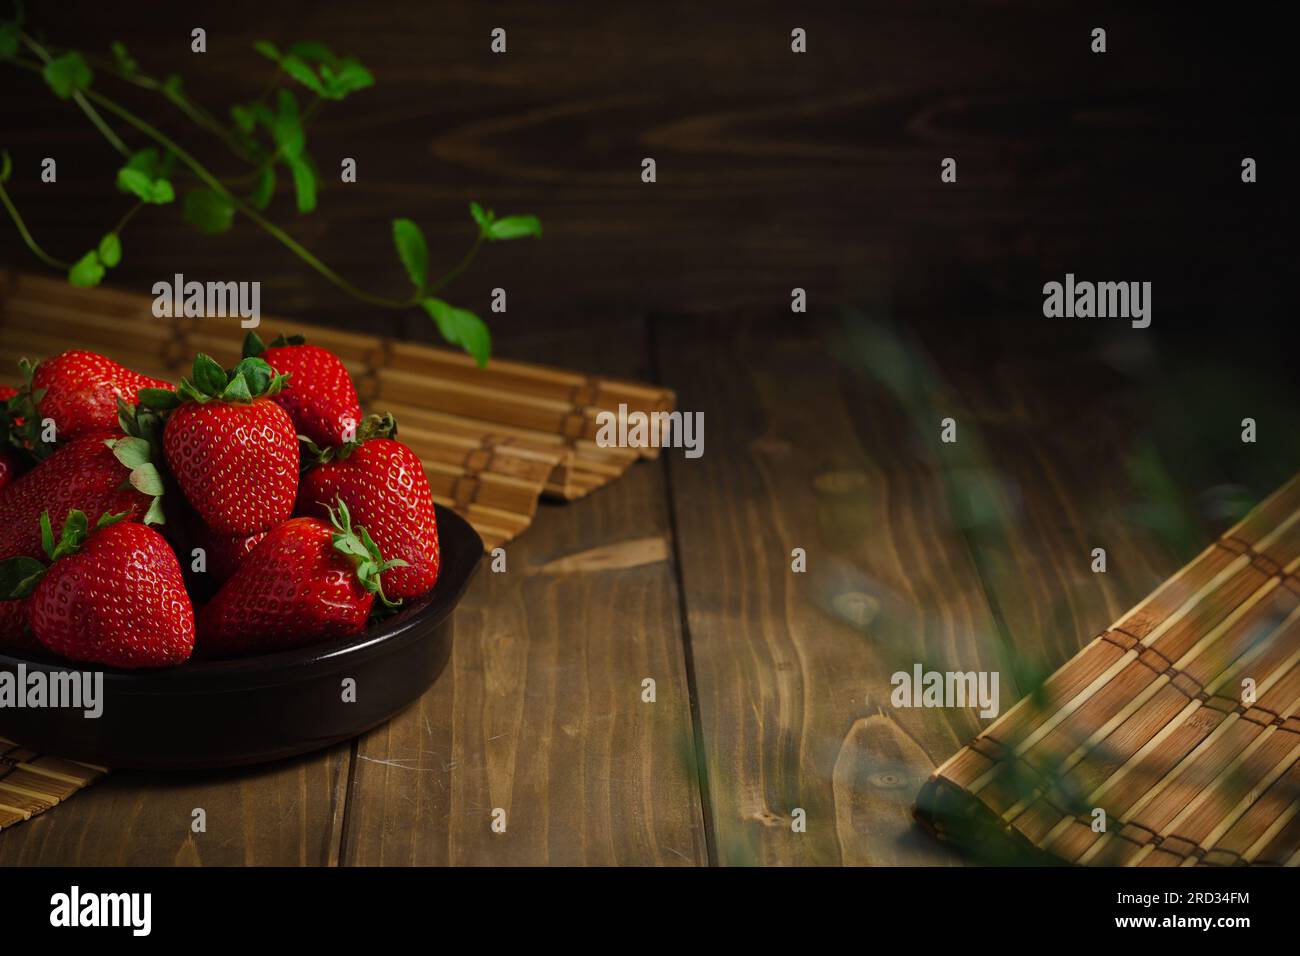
[{"xmin": 0, "ymin": 334, "xmax": 441, "ymax": 669}]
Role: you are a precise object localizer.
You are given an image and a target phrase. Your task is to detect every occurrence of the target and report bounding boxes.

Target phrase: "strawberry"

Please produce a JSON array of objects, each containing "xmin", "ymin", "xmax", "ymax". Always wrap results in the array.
[
  {"xmin": 0, "ymin": 384, "xmax": 29, "ymax": 494},
  {"xmin": 0, "ymin": 510, "xmax": 194, "ymax": 669},
  {"xmin": 0, "ymin": 598, "xmax": 37, "ymax": 652},
  {"xmin": 0, "ymin": 426, "xmax": 165, "ymax": 562},
  {"xmin": 194, "ymin": 525, "xmax": 268, "ymax": 584},
  {"xmin": 243, "ymin": 332, "xmax": 362, "ymax": 447},
  {"xmin": 197, "ymin": 501, "xmax": 404, "ymax": 657},
  {"xmin": 12, "ymin": 351, "xmax": 173, "ymax": 451},
  {"xmin": 297, "ymin": 414, "xmax": 440, "ymax": 600},
  {"xmin": 146, "ymin": 353, "xmax": 299, "ymax": 536}
]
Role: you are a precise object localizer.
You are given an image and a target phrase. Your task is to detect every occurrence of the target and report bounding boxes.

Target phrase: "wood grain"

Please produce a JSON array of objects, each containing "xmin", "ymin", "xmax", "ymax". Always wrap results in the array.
[
  {"xmin": 340, "ymin": 313, "xmax": 707, "ymax": 865},
  {"xmin": 655, "ymin": 313, "xmax": 1001, "ymax": 865},
  {"xmin": 0, "ymin": 745, "xmax": 350, "ymax": 866}
]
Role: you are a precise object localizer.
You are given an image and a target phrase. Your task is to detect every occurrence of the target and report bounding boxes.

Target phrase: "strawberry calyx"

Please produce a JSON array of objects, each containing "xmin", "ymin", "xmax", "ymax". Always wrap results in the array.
[
  {"xmin": 111, "ymin": 397, "xmax": 168, "ymax": 526},
  {"xmin": 137, "ymin": 353, "xmax": 288, "ymax": 412},
  {"xmin": 5, "ymin": 358, "xmax": 51, "ymax": 462},
  {"xmin": 242, "ymin": 330, "xmax": 307, "ymax": 357},
  {"xmin": 300, "ymin": 412, "xmax": 397, "ymax": 466},
  {"xmin": 324, "ymin": 497, "xmax": 407, "ymax": 610},
  {"xmin": 0, "ymin": 509, "xmax": 128, "ymax": 599}
]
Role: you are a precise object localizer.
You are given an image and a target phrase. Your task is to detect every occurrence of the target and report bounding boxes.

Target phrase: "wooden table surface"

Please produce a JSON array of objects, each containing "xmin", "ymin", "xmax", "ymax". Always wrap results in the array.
[{"xmin": 0, "ymin": 2, "xmax": 1296, "ymax": 865}]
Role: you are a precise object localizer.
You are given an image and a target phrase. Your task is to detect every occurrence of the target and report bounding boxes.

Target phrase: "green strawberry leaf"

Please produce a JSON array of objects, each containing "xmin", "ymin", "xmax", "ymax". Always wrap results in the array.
[
  {"xmin": 0, "ymin": 556, "xmax": 46, "ymax": 600},
  {"xmin": 143, "ymin": 496, "xmax": 165, "ymax": 526},
  {"xmin": 68, "ymin": 250, "xmax": 105, "ymax": 288},
  {"xmin": 182, "ymin": 189, "xmax": 235, "ymax": 235},
  {"xmin": 128, "ymin": 462, "xmax": 165, "ymax": 497},
  {"xmin": 287, "ymin": 152, "xmax": 317, "ymax": 213},
  {"xmin": 232, "ymin": 356, "xmax": 272, "ymax": 395},
  {"xmin": 249, "ymin": 164, "xmax": 276, "ymax": 210},
  {"xmin": 1, "ymin": 149, "xmax": 12, "ymax": 183},
  {"xmin": 49, "ymin": 509, "xmax": 89, "ymax": 562},
  {"xmin": 117, "ymin": 166, "xmax": 174, "ymax": 204},
  {"xmin": 391, "ymin": 218, "xmax": 428, "ymax": 291},
  {"xmin": 43, "ymin": 52, "xmax": 92, "ymax": 99},
  {"xmin": 325, "ymin": 498, "xmax": 407, "ymax": 608},
  {"xmin": 253, "ymin": 40, "xmax": 281, "ymax": 62},
  {"xmin": 97, "ymin": 232, "xmax": 122, "ymax": 268},
  {"xmin": 421, "ymin": 298, "xmax": 491, "ymax": 367},
  {"xmin": 39, "ymin": 511, "xmax": 55, "ymax": 558},
  {"xmin": 220, "ymin": 370, "xmax": 252, "ymax": 403},
  {"xmin": 485, "ymin": 214, "xmax": 541, "ymax": 241},
  {"xmin": 94, "ymin": 510, "xmax": 129, "ymax": 530},
  {"xmin": 192, "ymin": 353, "xmax": 228, "ymax": 396},
  {"xmin": 109, "ymin": 435, "xmax": 152, "ymax": 469},
  {"xmin": 469, "ymin": 201, "xmax": 493, "ymax": 232},
  {"xmin": 110, "ymin": 41, "xmax": 137, "ymax": 75},
  {"xmin": 242, "ymin": 330, "xmax": 267, "ymax": 358},
  {"xmin": 136, "ymin": 387, "xmax": 182, "ymax": 411}
]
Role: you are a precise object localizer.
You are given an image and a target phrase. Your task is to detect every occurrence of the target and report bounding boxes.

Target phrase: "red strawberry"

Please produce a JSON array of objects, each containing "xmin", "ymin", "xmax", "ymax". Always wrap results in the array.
[
  {"xmin": 16, "ymin": 351, "xmax": 173, "ymax": 447},
  {"xmin": 0, "ymin": 598, "xmax": 37, "ymax": 652},
  {"xmin": 0, "ymin": 432, "xmax": 162, "ymax": 561},
  {"xmin": 297, "ymin": 414, "xmax": 440, "ymax": 600},
  {"xmin": 197, "ymin": 502, "xmax": 403, "ymax": 657},
  {"xmin": 244, "ymin": 332, "xmax": 361, "ymax": 447},
  {"xmin": 151, "ymin": 354, "xmax": 299, "ymax": 535},
  {"xmin": 0, "ymin": 510, "xmax": 194, "ymax": 668},
  {"xmin": 194, "ymin": 525, "xmax": 268, "ymax": 584}
]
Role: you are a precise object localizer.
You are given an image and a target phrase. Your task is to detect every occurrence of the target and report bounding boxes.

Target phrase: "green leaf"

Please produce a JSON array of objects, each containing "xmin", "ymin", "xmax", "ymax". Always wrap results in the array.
[
  {"xmin": 0, "ymin": 556, "xmax": 45, "ymax": 599},
  {"xmin": 242, "ymin": 331, "xmax": 266, "ymax": 358},
  {"xmin": 110, "ymin": 41, "xmax": 137, "ymax": 75},
  {"xmin": 232, "ymin": 357, "xmax": 272, "ymax": 395},
  {"xmin": 68, "ymin": 251, "xmax": 105, "ymax": 288},
  {"xmin": 469, "ymin": 201, "xmax": 492, "ymax": 231},
  {"xmin": 51, "ymin": 510, "xmax": 89, "ymax": 561},
  {"xmin": 253, "ymin": 40, "xmax": 281, "ymax": 61},
  {"xmin": 183, "ymin": 189, "xmax": 235, "ymax": 235},
  {"xmin": 287, "ymin": 153, "xmax": 317, "ymax": 213},
  {"xmin": 249, "ymin": 164, "xmax": 275, "ymax": 210},
  {"xmin": 391, "ymin": 218, "xmax": 429, "ymax": 291},
  {"xmin": 136, "ymin": 386, "xmax": 182, "ymax": 411},
  {"xmin": 279, "ymin": 53, "xmax": 325, "ymax": 95},
  {"xmin": 143, "ymin": 496, "xmax": 165, "ymax": 526},
  {"xmin": 128, "ymin": 462, "xmax": 165, "ymax": 497},
  {"xmin": 109, "ymin": 436, "xmax": 152, "ymax": 470},
  {"xmin": 116, "ymin": 167, "xmax": 174, "ymax": 204},
  {"xmin": 0, "ymin": 22, "xmax": 18, "ymax": 63},
  {"xmin": 319, "ymin": 58, "xmax": 373, "ymax": 99},
  {"xmin": 421, "ymin": 298, "xmax": 491, "ymax": 367},
  {"xmin": 40, "ymin": 511, "xmax": 54, "ymax": 558},
  {"xmin": 1, "ymin": 149, "xmax": 11, "ymax": 183},
  {"xmin": 271, "ymin": 89, "xmax": 304, "ymax": 159},
  {"xmin": 230, "ymin": 104, "xmax": 256, "ymax": 136},
  {"xmin": 162, "ymin": 74, "xmax": 183, "ymax": 97},
  {"xmin": 220, "ymin": 371, "xmax": 252, "ymax": 403},
  {"xmin": 191, "ymin": 353, "xmax": 227, "ymax": 396},
  {"xmin": 94, "ymin": 510, "xmax": 129, "ymax": 530},
  {"xmin": 486, "ymin": 214, "xmax": 542, "ymax": 241},
  {"xmin": 97, "ymin": 232, "xmax": 122, "ymax": 268},
  {"xmin": 42, "ymin": 52, "xmax": 92, "ymax": 99},
  {"xmin": 287, "ymin": 41, "xmax": 335, "ymax": 64}
]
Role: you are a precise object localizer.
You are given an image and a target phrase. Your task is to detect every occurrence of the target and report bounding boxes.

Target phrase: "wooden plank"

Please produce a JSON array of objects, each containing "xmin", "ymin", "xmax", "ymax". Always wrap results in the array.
[
  {"xmin": 0, "ymin": 745, "xmax": 350, "ymax": 866},
  {"xmin": 656, "ymin": 314, "xmax": 1002, "ymax": 865},
  {"xmin": 341, "ymin": 313, "xmax": 707, "ymax": 865}
]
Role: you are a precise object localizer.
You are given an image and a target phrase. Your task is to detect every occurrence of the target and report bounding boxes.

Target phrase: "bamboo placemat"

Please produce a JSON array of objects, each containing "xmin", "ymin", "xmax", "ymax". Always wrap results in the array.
[
  {"xmin": 0, "ymin": 738, "xmax": 107, "ymax": 830},
  {"xmin": 0, "ymin": 272, "xmax": 674, "ymax": 551},
  {"xmin": 917, "ymin": 472, "xmax": 1300, "ymax": 866},
  {"xmin": 0, "ymin": 271, "xmax": 672, "ymax": 832}
]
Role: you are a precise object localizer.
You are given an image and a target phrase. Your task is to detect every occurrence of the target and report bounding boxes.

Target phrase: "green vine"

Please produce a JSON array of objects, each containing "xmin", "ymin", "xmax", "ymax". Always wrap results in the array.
[{"xmin": 0, "ymin": 11, "xmax": 540, "ymax": 366}]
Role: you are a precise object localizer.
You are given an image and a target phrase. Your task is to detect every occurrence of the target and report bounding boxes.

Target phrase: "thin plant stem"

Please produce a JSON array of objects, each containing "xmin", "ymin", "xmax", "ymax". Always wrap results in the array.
[{"xmin": 0, "ymin": 179, "xmax": 72, "ymax": 270}]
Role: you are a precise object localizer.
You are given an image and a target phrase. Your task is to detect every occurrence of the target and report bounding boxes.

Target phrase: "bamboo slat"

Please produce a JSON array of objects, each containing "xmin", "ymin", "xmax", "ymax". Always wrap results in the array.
[
  {"xmin": 0, "ymin": 738, "xmax": 106, "ymax": 831},
  {"xmin": 917, "ymin": 472, "xmax": 1300, "ymax": 865},
  {"xmin": 0, "ymin": 271, "xmax": 676, "ymax": 552}
]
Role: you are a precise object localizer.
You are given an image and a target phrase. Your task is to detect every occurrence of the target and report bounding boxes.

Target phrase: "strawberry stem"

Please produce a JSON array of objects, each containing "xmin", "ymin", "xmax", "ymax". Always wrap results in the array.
[{"xmin": 324, "ymin": 497, "xmax": 407, "ymax": 609}]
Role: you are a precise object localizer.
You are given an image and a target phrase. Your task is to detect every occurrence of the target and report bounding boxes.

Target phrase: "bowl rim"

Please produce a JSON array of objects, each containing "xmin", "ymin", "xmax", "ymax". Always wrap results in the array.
[{"xmin": 0, "ymin": 503, "xmax": 483, "ymax": 688}]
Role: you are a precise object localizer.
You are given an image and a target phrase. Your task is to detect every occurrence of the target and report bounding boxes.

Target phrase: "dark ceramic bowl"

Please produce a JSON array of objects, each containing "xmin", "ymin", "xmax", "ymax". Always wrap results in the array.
[{"xmin": 0, "ymin": 504, "xmax": 481, "ymax": 769}]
